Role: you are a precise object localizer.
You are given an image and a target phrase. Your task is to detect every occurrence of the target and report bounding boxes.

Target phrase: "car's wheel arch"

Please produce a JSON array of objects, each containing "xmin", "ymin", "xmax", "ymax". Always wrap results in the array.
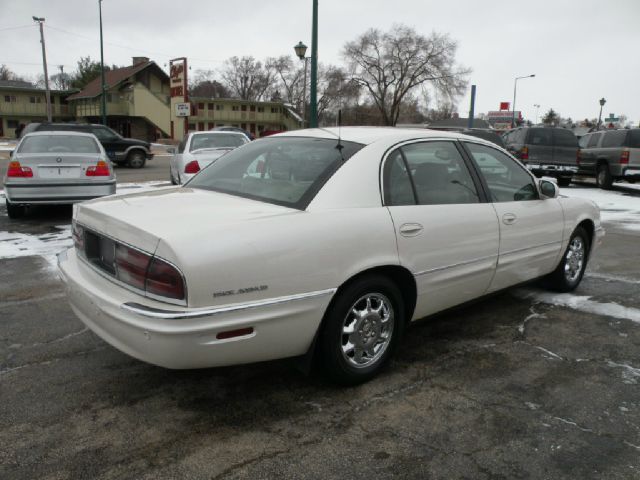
[{"xmin": 295, "ymin": 264, "xmax": 416, "ymax": 375}]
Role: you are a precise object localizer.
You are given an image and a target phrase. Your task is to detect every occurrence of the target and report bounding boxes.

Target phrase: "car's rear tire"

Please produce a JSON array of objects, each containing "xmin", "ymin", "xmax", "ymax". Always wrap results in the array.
[
  {"xmin": 6, "ymin": 200, "xmax": 25, "ymax": 219},
  {"xmin": 170, "ymin": 169, "xmax": 178, "ymax": 185},
  {"xmin": 557, "ymin": 177, "xmax": 571, "ymax": 187},
  {"xmin": 546, "ymin": 226, "xmax": 590, "ymax": 292},
  {"xmin": 596, "ymin": 164, "xmax": 613, "ymax": 189},
  {"xmin": 127, "ymin": 150, "xmax": 146, "ymax": 169},
  {"xmin": 318, "ymin": 275, "xmax": 405, "ymax": 385}
]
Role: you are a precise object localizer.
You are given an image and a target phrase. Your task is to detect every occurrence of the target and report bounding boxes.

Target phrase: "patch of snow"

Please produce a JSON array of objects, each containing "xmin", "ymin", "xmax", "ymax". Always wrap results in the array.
[
  {"xmin": 607, "ymin": 361, "xmax": 640, "ymax": 385},
  {"xmin": 514, "ymin": 289, "xmax": 640, "ymax": 325},
  {"xmin": 535, "ymin": 346, "xmax": 563, "ymax": 360},
  {"xmin": 562, "ymin": 187, "xmax": 640, "ymax": 231},
  {"xmin": 0, "ymin": 226, "xmax": 71, "ymax": 269},
  {"xmin": 553, "ymin": 416, "xmax": 593, "ymax": 432},
  {"xmin": 587, "ymin": 271, "xmax": 640, "ymax": 285},
  {"xmin": 525, "ymin": 402, "xmax": 541, "ymax": 410}
]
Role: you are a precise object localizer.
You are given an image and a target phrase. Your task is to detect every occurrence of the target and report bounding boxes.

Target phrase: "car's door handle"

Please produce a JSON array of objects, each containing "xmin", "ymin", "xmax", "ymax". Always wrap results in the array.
[
  {"xmin": 399, "ymin": 223, "xmax": 424, "ymax": 237},
  {"xmin": 502, "ymin": 213, "xmax": 517, "ymax": 225}
]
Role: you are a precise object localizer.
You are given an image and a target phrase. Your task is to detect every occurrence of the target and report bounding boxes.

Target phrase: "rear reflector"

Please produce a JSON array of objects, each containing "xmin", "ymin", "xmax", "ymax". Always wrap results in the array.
[
  {"xmin": 86, "ymin": 160, "xmax": 111, "ymax": 176},
  {"xmin": 7, "ymin": 161, "xmax": 33, "ymax": 178},
  {"xmin": 184, "ymin": 160, "xmax": 200, "ymax": 174},
  {"xmin": 145, "ymin": 257, "xmax": 185, "ymax": 300},
  {"xmin": 216, "ymin": 327, "xmax": 254, "ymax": 340},
  {"xmin": 520, "ymin": 146, "xmax": 529, "ymax": 160},
  {"xmin": 620, "ymin": 150, "xmax": 630, "ymax": 165}
]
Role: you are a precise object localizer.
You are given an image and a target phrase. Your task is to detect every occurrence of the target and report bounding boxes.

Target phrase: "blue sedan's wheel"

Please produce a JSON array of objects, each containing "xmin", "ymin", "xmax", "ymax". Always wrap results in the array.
[{"xmin": 319, "ymin": 274, "xmax": 404, "ymax": 385}]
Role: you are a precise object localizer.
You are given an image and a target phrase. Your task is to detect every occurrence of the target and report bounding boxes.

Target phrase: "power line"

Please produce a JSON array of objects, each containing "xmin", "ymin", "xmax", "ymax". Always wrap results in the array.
[{"xmin": 0, "ymin": 24, "xmax": 36, "ymax": 33}]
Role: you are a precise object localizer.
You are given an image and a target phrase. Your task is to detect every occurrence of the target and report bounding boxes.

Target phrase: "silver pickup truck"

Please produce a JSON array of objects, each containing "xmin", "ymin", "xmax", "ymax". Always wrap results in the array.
[{"xmin": 577, "ymin": 128, "xmax": 640, "ymax": 189}]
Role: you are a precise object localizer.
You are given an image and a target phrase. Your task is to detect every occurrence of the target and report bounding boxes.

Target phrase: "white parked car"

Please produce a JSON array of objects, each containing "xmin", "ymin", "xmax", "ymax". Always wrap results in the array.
[
  {"xmin": 58, "ymin": 128, "xmax": 603, "ymax": 384},
  {"xmin": 4, "ymin": 131, "xmax": 116, "ymax": 219},
  {"xmin": 169, "ymin": 131, "xmax": 249, "ymax": 185}
]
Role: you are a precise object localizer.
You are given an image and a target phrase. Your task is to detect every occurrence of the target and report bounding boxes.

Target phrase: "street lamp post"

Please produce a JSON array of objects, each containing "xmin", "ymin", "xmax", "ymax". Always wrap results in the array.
[
  {"xmin": 294, "ymin": 41, "xmax": 310, "ymax": 127},
  {"xmin": 597, "ymin": 98, "xmax": 606, "ymax": 130},
  {"xmin": 98, "ymin": 0, "xmax": 107, "ymax": 125},
  {"xmin": 32, "ymin": 16, "xmax": 52, "ymax": 122},
  {"xmin": 309, "ymin": 0, "xmax": 318, "ymax": 128},
  {"xmin": 512, "ymin": 74, "xmax": 535, "ymax": 128},
  {"xmin": 534, "ymin": 104, "xmax": 540, "ymax": 124}
]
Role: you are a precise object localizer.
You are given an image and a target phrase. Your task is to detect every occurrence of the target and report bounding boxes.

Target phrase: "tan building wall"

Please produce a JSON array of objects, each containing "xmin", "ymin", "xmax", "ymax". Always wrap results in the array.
[{"xmin": 0, "ymin": 88, "xmax": 75, "ymax": 138}]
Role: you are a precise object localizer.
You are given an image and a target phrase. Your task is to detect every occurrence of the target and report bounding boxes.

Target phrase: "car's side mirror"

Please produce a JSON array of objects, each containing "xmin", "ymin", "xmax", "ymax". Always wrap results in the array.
[
  {"xmin": 539, "ymin": 178, "xmax": 558, "ymax": 199},
  {"xmin": 8, "ymin": 150, "xmax": 13, "ymax": 157}
]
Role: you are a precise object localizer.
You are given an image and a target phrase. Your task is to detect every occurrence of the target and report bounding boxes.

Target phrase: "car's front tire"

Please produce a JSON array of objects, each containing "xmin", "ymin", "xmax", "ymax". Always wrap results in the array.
[
  {"xmin": 546, "ymin": 226, "xmax": 590, "ymax": 292},
  {"xmin": 6, "ymin": 199, "xmax": 25, "ymax": 219},
  {"xmin": 318, "ymin": 275, "xmax": 404, "ymax": 385},
  {"xmin": 127, "ymin": 150, "xmax": 146, "ymax": 169}
]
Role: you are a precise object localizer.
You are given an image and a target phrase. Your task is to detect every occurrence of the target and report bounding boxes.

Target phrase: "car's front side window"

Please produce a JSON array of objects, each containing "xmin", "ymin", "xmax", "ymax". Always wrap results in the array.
[
  {"xmin": 384, "ymin": 141, "xmax": 480, "ymax": 206},
  {"xmin": 465, "ymin": 142, "xmax": 538, "ymax": 202}
]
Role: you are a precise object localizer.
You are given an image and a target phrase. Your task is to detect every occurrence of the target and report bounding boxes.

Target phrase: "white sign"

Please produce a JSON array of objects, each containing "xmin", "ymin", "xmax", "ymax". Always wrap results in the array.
[{"xmin": 175, "ymin": 103, "xmax": 190, "ymax": 117}]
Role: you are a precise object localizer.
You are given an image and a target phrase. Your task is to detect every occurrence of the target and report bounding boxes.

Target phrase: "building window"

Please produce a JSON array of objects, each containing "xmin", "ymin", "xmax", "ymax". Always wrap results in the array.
[
  {"xmin": 198, "ymin": 122, "xmax": 205, "ymax": 131},
  {"xmin": 216, "ymin": 105, "xmax": 223, "ymax": 111},
  {"xmin": 249, "ymin": 105, "xmax": 255, "ymax": 112},
  {"xmin": 208, "ymin": 103, "xmax": 213, "ymax": 110},
  {"xmin": 29, "ymin": 96, "xmax": 42, "ymax": 104},
  {"xmin": 7, "ymin": 119, "xmax": 19, "ymax": 129},
  {"xmin": 198, "ymin": 102, "xmax": 204, "ymax": 110},
  {"xmin": 188, "ymin": 123, "xmax": 196, "ymax": 130},
  {"xmin": 4, "ymin": 95, "xmax": 16, "ymax": 103},
  {"xmin": 241, "ymin": 123, "xmax": 246, "ymax": 130},
  {"xmin": 106, "ymin": 93, "xmax": 113, "ymax": 103},
  {"xmin": 232, "ymin": 105, "xmax": 239, "ymax": 111},
  {"xmin": 258, "ymin": 125, "xmax": 265, "ymax": 131},
  {"xmin": 208, "ymin": 122, "xmax": 214, "ymax": 129},
  {"xmin": 241, "ymin": 105, "xmax": 247, "ymax": 111},
  {"xmin": 271, "ymin": 107, "xmax": 278, "ymax": 113},
  {"xmin": 257, "ymin": 107, "xmax": 264, "ymax": 113}
]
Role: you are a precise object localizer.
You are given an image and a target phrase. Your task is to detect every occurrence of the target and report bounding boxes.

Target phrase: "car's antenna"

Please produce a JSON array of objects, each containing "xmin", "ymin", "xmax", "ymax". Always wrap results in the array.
[{"xmin": 336, "ymin": 109, "xmax": 344, "ymax": 157}]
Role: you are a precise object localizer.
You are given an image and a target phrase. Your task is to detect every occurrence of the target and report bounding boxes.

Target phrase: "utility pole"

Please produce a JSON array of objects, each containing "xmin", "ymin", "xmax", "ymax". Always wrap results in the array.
[
  {"xmin": 309, "ymin": 0, "xmax": 318, "ymax": 128},
  {"xmin": 467, "ymin": 85, "xmax": 476, "ymax": 129},
  {"xmin": 33, "ymin": 16, "xmax": 52, "ymax": 122},
  {"xmin": 99, "ymin": 0, "xmax": 107, "ymax": 125}
]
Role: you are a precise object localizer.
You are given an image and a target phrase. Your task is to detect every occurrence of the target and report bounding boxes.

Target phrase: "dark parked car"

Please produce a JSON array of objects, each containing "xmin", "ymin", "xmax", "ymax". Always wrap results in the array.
[
  {"xmin": 19, "ymin": 123, "xmax": 153, "ymax": 168},
  {"xmin": 503, "ymin": 127, "xmax": 579, "ymax": 186},
  {"xmin": 577, "ymin": 129, "xmax": 640, "ymax": 189}
]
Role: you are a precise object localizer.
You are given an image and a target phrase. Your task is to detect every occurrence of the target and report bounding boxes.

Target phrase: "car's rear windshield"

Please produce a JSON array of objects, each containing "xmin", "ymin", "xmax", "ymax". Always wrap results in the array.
[
  {"xmin": 187, "ymin": 136, "xmax": 364, "ymax": 209},
  {"xmin": 625, "ymin": 130, "xmax": 640, "ymax": 148},
  {"xmin": 18, "ymin": 135, "xmax": 101, "ymax": 154},
  {"xmin": 190, "ymin": 133, "xmax": 246, "ymax": 151}
]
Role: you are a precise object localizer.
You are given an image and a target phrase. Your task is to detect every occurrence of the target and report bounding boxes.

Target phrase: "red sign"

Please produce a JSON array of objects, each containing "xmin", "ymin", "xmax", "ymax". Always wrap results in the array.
[
  {"xmin": 499, "ymin": 102, "xmax": 510, "ymax": 111},
  {"xmin": 169, "ymin": 58, "xmax": 187, "ymax": 99}
]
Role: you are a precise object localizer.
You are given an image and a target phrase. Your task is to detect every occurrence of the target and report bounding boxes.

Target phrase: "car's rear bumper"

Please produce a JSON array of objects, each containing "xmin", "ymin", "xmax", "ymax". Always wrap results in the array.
[
  {"xmin": 57, "ymin": 248, "xmax": 334, "ymax": 369},
  {"xmin": 5, "ymin": 181, "xmax": 116, "ymax": 204},
  {"xmin": 623, "ymin": 168, "xmax": 640, "ymax": 178},
  {"xmin": 525, "ymin": 163, "xmax": 578, "ymax": 177}
]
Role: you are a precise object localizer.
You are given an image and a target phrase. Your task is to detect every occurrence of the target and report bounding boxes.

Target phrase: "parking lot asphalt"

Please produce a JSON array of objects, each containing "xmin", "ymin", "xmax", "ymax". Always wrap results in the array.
[{"xmin": 1, "ymin": 160, "xmax": 640, "ymax": 479}]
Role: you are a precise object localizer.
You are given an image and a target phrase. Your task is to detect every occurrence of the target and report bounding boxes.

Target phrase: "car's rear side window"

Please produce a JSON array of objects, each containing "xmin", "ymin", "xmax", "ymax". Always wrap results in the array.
[
  {"xmin": 602, "ymin": 130, "xmax": 627, "ymax": 148},
  {"xmin": 553, "ymin": 129, "xmax": 578, "ymax": 147},
  {"xmin": 626, "ymin": 130, "xmax": 640, "ymax": 148},
  {"xmin": 528, "ymin": 129, "xmax": 553, "ymax": 146},
  {"xmin": 18, "ymin": 135, "xmax": 101, "ymax": 154},
  {"xmin": 587, "ymin": 132, "xmax": 602, "ymax": 148},
  {"xmin": 187, "ymin": 137, "xmax": 364, "ymax": 209}
]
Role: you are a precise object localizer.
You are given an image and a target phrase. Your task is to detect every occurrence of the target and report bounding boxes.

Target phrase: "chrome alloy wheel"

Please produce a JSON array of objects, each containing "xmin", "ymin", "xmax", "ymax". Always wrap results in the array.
[
  {"xmin": 341, "ymin": 293, "xmax": 394, "ymax": 368},
  {"xmin": 564, "ymin": 236, "xmax": 585, "ymax": 283}
]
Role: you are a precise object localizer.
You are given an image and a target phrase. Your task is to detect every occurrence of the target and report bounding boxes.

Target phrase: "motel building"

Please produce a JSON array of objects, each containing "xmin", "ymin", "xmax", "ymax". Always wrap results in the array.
[{"xmin": 0, "ymin": 57, "xmax": 302, "ymax": 141}]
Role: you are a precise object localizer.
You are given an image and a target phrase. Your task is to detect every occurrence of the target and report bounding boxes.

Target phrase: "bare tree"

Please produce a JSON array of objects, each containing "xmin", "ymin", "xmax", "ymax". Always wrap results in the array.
[
  {"xmin": 0, "ymin": 64, "xmax": 25, "ymax": 82},
  {"xmin": 50, "ymin": 72, "xmax": 72, "ymax": 90},
  {"xmin": 343, "ymin": 24, "xmax": 469, "ymax": 126},
  {"xmin": 317, "ymin": 65, "xmax": 361, "ymax": 122},
  {"xmin": 190, "ymin": 69, "xmax": 231, "ymax": 98},
  {"xmin": 221, "ymin": 56, "xmax": 276, "ymax": 101}
]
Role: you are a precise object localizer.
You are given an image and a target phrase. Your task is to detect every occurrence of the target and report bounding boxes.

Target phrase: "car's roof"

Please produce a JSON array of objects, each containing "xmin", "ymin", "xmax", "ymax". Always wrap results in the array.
[
  {"xmin": 275, "ymin": 126, "xmax": 496, "ymax": 147},
  {"xmin": 23, "ymin": 130, "xmax": 97, "ymax": 138},
  {"xmin": 191, "ymin": 131, "xmax": 247, "ymax": 137}
]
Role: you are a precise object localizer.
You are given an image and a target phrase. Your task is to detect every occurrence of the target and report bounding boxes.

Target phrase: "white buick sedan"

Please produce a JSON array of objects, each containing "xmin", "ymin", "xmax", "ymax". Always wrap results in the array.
[{"xmin": 58, "ymin": 127, "xmax": 603, "ymax": 384}]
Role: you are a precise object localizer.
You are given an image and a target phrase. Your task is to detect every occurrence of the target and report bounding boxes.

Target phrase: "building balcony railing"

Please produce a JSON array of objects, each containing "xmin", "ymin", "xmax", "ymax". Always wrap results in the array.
[
  {"xmin": 0, "ymin": 102, "xmax": 75, "ymax": 117},
  {"xmin": 75, "ymin": 101, "xmax": 130, "ymax": 117},
  {"xmin": 190, "ymin": 110, "xmax": 285, "ymax": 122}
]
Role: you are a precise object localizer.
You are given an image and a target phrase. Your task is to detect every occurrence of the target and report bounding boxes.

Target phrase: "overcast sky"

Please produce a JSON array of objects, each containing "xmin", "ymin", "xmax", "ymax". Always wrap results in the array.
[{"xmin": 2, "ymin": 0, "xmax": 639, "ymax": 124}]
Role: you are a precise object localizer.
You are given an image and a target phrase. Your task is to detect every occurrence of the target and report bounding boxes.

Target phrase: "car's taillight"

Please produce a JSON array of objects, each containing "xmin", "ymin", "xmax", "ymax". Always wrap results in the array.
[
  {"xmin": 620, "ymin": 150, "xmax": 630, "ymax": 165},
  {"xmin": 146, "ymin": 257, "xmax": 185, "ymax": 300},
  {"xmin": 576, "ymin": 149, "xmax": 581, "ymax": 166},
  {"xmin": 7, "ymin": 161, "xmax": 33, "ymax": 178},
  {"xmin": 520, "ymin": 146, "xmax": 529, "ymax": 160},
  {"xmin": 72, "ymin": 222, "xmax": 84, "ymax": 251},
  {"xmin": 86, "ymin": 160, "xmax": 111, "ymax": 176},
  {"xmin": 115, "ymin": 244, "xmax": 151, "ymax": 291},
  {"xmin": 184, "ymin": 160, "xmax": 200, "ymax": 174}
]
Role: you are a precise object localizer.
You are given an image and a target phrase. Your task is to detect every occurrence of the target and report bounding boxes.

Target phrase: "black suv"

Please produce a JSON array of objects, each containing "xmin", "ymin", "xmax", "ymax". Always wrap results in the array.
[
  {"xmin": 502, "ymin": 127, "xmax": 579, "ymax": 186},
  {"xmin": 20, "ymin": 123, "xmax": 153, "ymax": 168}
]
